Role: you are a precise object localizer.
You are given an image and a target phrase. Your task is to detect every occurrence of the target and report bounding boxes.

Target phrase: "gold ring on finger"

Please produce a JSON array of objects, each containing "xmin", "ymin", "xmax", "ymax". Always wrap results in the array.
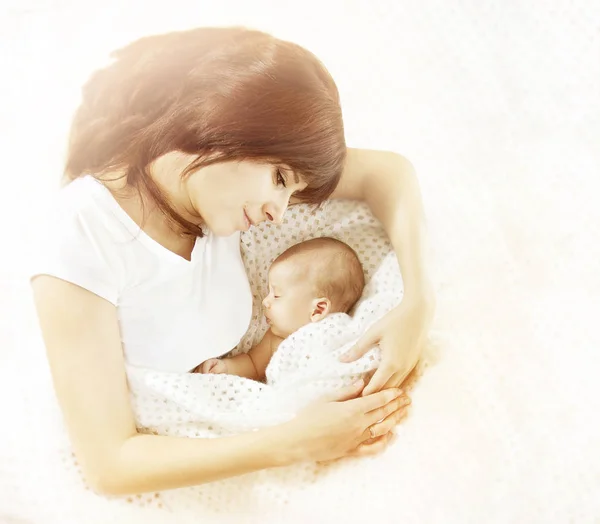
[{"xmin": 368, "ymin": 425, "xmax": 376, "ymax": 439}]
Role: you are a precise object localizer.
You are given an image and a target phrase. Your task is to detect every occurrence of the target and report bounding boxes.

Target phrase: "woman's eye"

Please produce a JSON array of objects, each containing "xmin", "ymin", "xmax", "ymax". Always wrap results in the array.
[
  {"xmin": 273, "ymin": 295, "xmax": 280, "ymax": 299},
  {"xmin": 276, "ymin": 168, "xmax": 287, "ymax": 188}
]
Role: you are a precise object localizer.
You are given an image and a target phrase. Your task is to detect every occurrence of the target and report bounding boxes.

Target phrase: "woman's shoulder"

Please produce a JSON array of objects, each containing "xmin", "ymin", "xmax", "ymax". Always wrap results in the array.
[
  {"xmin": 42, "ymin": 176, "xmax": 137, "ymax": 243},
  {"xmin": 55, "ymin": 175, "xmax": 115, "ymax": 216},
  {"xmin": 30, "ymin": 176, "xmax": 131, "ymax": 304}
]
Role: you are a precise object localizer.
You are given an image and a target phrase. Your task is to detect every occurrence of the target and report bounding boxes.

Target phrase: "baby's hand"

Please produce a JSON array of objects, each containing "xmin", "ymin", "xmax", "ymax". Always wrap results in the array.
[{"xmin": 198, "ymin": 358, "xmax": 228, "ymax": 374}]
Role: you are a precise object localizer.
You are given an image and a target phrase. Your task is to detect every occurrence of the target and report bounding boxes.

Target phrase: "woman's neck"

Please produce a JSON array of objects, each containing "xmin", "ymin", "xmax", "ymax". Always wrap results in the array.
[
  {"xmin": 98, "ymin": 154, "xmax": 202, "ymax": 259},
  {"xmin": 149, "ymin": 152, "xmax": 202, "ymax": 225}
]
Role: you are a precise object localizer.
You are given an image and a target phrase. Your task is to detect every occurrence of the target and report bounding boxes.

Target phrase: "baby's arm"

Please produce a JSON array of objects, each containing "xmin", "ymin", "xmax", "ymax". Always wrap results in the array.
[
  {"xmin": 244, "ymin": 330, "xmax": 283, "ymax": 381},
  {"xmin": 202, "ymin": 330, "xmax": 282, "ymax": 380}
]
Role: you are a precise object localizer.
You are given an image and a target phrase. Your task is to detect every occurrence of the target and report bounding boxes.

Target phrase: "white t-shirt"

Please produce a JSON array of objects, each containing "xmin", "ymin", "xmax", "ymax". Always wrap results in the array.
[{"xmin": 32, "ymin": 176, "xmax": 253, "ymax": 372}]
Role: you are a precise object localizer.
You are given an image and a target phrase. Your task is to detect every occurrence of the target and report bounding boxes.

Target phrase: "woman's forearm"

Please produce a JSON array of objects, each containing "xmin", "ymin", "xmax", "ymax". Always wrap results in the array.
[
  {"xmin": 363, "ymin": 153, "xmax": 433, "ymax": 303},
  {"xmin": 95, "ymin": 424, "xmax": 294, "ymax": 495}
]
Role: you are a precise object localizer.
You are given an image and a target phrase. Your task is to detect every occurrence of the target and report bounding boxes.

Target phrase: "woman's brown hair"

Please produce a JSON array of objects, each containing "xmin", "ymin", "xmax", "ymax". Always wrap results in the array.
[{"xmin": 65, "ymin": 27, "xmax": 346, "ymax": 236}]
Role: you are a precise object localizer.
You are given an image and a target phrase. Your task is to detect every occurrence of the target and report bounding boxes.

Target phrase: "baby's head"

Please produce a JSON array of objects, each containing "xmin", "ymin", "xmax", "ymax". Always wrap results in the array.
[{"xmin": 262, "ymin": 237, "xmax": 365, "ymax": 338}]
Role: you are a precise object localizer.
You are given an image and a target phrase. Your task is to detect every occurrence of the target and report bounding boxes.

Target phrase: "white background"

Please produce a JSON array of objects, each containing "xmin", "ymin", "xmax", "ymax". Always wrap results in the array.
[{"xmin": 1, "ymin": 0, "xmax": 599, "ymax": 522}]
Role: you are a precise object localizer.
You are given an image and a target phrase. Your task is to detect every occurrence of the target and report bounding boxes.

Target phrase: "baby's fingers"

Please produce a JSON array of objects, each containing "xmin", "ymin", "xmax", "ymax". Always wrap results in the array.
[{"xmin": 200, "ymin": 360, "xmax": 216, "ymax": 373}]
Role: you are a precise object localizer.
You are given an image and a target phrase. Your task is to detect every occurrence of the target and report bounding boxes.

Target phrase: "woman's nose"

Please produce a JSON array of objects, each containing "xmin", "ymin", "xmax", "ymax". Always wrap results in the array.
[
  {"xmin": 264, "ymin": 208, "xmax": 284, "ymax": 225},
  {"xmin": 262, "ymin": 296, "xmax": 270, "ymax": 308},
  {"xmin": 264, "ymin": 197, "xmax": 289, "ymax": 225}
]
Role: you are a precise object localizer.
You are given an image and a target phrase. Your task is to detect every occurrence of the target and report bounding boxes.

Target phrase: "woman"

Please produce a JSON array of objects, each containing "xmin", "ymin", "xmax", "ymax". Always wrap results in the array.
[{"xmin": 31, "ymin": 27, "xmax": 434, "ymax": 495}]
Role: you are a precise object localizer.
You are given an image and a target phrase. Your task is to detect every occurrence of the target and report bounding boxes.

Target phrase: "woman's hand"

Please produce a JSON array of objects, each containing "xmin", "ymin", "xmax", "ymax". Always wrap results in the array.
[
  {"xmin": 341, "ymin": 295, "xmax": 434, "ymax": 395},
  {"xmin": 333, "ymin": 149, "xmax": 435, "ymax": 395},
  {"xmin": 281, "ymin": 380, "xmax": 410, "ymax": 464}
]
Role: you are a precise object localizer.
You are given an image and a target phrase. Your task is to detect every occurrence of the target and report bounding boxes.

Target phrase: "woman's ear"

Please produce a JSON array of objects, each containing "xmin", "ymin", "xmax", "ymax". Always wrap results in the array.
[{"xmin": 310, "ymin": 297, "xmax": 331, "ymax": 322}]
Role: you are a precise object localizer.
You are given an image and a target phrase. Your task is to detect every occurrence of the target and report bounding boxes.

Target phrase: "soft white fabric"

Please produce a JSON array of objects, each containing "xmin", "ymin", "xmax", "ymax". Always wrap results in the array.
[{"xmin": 31, "ymin": 176, "xmax": 253, "ymax": 372}]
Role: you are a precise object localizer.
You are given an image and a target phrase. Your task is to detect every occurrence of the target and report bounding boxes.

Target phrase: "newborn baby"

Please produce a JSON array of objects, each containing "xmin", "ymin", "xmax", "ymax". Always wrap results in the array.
[{"xmin": 197, "ymin": 237, "xmax": 365, "ymax": 380}]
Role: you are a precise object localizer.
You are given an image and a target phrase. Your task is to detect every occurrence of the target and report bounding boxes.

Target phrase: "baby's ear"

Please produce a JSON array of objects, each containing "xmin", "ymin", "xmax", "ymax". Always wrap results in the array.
[{"xmin": 310, "ymin": 297, "xmax": 331, "ymax": 322}]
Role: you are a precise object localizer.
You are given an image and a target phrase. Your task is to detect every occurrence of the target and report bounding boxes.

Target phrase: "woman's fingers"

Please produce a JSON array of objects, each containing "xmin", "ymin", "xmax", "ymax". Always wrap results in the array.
[
  {"xmin": 363, "ymin": 369, "xmax": 376, "ymax": 385},
  {"xmin": 317, "ymin": 412, "xmax": 406, "ymax": 465},
  {"xmin": 339, "ymin": 331, "xmax": 381, "ymax": 363},
  {"xmin": 364, "ymin": 405, "xmax": 410, "ymax": 441},
  {"xmin": 319, "ymin": 380, "xmax": 365, "ymax": 404},
  {"xmin": 361, "ymin": 364, "xmax": 395, "ymax": 396},
  {"xmin": 318, "ymin": 433, "xmax": 394, "ymax": 465},
  {"xmin": 351, "ymin": 432, "xmax": 394, "ymax": 457},
  {"xmin": 381, "ymin": 371, "xmax": 405, "ymax": 391},
  {"xmin": 349, "ymin": 387, "xmax": 403, "ymax": 413},
  {"xmin": 365, "ymin": 394, "xmax": 411, "ymax": 426}
]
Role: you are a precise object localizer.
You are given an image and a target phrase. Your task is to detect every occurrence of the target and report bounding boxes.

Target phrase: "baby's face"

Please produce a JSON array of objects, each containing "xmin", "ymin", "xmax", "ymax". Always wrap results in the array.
[{"xmin": 262, "ymin": 260, "xmax": 317, "ymax": 338}]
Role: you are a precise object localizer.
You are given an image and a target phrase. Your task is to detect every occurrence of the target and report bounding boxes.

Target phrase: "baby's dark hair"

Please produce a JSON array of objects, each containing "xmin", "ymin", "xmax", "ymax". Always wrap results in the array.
[{"xmin": 273, "ymin": 237, "xmax": 365, "ymax": 313}]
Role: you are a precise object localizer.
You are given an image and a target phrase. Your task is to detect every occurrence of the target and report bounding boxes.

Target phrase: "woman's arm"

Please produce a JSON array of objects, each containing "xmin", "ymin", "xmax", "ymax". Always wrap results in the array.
[
  {"xmin": 332, "ymin": 148, "xmax": 435, "ymax": 393},
  {"xmin": 32, "ymin": 276, "xmax": 409, "ymax": 495},
  {"xmin": 32, "ymin": 276, "xmax": 288, "ymax": 494},
  {"xmin": 332, "ymin": 148, "xmax": 433, "ymax": 303}
]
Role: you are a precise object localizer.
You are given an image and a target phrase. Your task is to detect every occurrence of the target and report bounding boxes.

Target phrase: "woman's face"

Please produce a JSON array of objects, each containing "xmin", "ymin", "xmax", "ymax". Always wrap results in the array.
[{"xmin": 186, "ymin": 160, "xmax": 308, "ymax": 236}]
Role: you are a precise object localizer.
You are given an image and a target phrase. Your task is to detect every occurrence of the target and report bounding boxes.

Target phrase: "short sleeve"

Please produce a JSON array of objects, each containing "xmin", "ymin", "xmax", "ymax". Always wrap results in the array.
[{"xmin": 30, "ymin": 199, "xmax": 120, "ymax": 306}]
